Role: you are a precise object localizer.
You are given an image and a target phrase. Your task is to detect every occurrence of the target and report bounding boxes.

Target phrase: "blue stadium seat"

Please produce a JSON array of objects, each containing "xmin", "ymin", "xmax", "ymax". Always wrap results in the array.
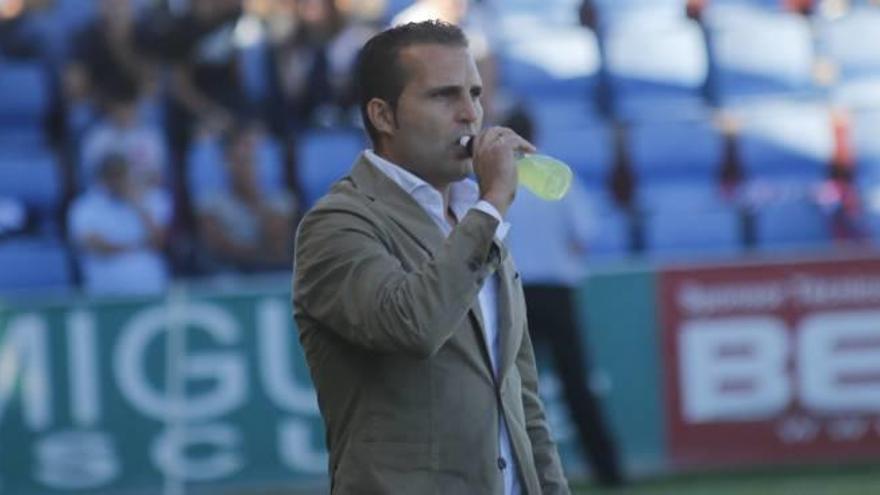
[
  {"xmin": 818, "ymin": 7, "xmax": 880, "ymax": 80},
  {"xmin": 530, "ymin": 109, "xmax": 611, "ymax": 185},
  {"xmin": 630, "ymin": 119, "xmax": 723, "ymax": 181},
  {"xmin": 187, "ymin": 133, "xmax": 286, "ymax": 204},
  {"xmin": 0, "ymin": 237, "xmax": 72, "ymax": 293},
  {"xmin": 525, "ymin": 95, "xmax": 598, "ymax": 132},
  {"xmin": 706, "ymin": 0, "xmax": 787, "ymax": 11},
  {"xmin": 603, "ymin": 9, "xmax": 709, "ymax": 120},
  {"xmin": 853, "ymin": 109, "xmax": 880, "ymax": 174},
  {"xmin": 753, "ymin": 199, "xmax": 831, "ymax": 249},
  {"xmin": 592, "ymin": 0, "xmax": 688, "ymax": 24},
  {"xmin": 187, "ymin": 135, "xmax": 227, "ymax": 203},
  {"xmin": 705, "ymin": 5, "xmax": 816, "ymax": 101},
  {"xmin": 644, "ymin": 205, "xmax": 743, "ymax": 257},
  {"xmin": 499, "ymin": 24, "xmax": 601, "ymax": 98},
  {"xmin": 0, "ymin": 149, "xmax": 61, "ymax": 215},
  {"xmin": 737, "ymin": 100, "xmax": 832, "ymax": 181},
  {"xmin": 0, "ymin": 59, "xmax": 50, "ymax": 127},
  {"xmin": 589, "ymin": 196, "xmax": 633, "ymax": 258},
  {"xmin": 296, "ymin": 129, "xmax": 365, "ymax": 209},
  {"xmin": 868, "ymin": 204, "xmax": 880, "ymax": 245},
  {"xmin": 830, "ymin": 76, "xmax": 880, "ymax": 109},
  {"xmin": 637, "ymin": 180, "xmax": 726, "ymax": 213},
  {"xmin": 853, "ymin": 110, "xmax": 880, "ymax": 196}
]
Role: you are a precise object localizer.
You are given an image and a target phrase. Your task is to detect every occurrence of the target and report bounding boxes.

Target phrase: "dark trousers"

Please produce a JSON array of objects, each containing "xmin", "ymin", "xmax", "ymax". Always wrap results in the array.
[{"xmin": 523, "ymin": 284, "xmax": 623, "ymax": 486}]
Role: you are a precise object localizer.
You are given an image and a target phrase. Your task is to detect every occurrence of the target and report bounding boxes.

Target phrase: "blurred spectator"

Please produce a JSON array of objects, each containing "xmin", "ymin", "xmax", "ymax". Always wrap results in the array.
[
  {"xmin": 0, "ymin": 0, "xmax": 52, "ymax": 59},
  {"xmin": 68, "ymin": 153, "xmax": 172, "ymax": 295},
  {"xmin": 194, "ymin": 124, "xmax": 297, "ymax": 273},
  {"xmin": 63, "ymin": 0, "xmax": 159, "ymax": 117},
  {"xmin": 80, "ymin": 81, "xmax": 169, "ymax": 192},
  {"xmin": 507, "ymin": 172, "xmax": 625, "ymax": 489},
  {"xmin": 814, "ymin": 109, "xmax": 868, "ymax": 243},
  {"xmin": 505, "ymin": 112, "xmax": 625, "ymax": 488},
  {"xmin": 716, "ymin": 113, "xmax": 745, "ymax": 202},
  {"xmin": 271, "ymin": 0, "xmax": 377, "ymax": 130},
  {"xmin": 608, "ymin": 121, "xmax": 635, "ymax": 211},
  {"xmin": 165, "ymin": 0, "xmax": 245, "ymax": 142},
  {"xmin": 815, "ymin": 164, "xmax": 867, "ymax": 242},
  {"xmin": 577, "ymin": 0, "xmax": 597, "ymax": 30}
]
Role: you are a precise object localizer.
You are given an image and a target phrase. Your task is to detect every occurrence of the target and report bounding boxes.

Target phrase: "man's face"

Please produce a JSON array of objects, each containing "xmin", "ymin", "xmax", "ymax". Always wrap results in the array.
[{"xmin": 382, "ymin": 43, "xmax": 483, "ymax": 189}]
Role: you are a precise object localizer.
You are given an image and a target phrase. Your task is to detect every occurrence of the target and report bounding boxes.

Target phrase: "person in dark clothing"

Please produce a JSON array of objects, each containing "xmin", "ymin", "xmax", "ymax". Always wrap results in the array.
[
  {"xmin": 505, "ymin": 108, "xmax": 625, "ymax": 488},
  {"xmin": 163, "ymin": 0, "xmax": 246, "ymax": 143},
  {"xmin": 64, "ymin": 0, "xmax": 158, "ymax": 112}
]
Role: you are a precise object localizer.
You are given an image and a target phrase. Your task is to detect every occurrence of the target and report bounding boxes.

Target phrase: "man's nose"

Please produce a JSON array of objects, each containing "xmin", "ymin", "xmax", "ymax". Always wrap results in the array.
[{"xmin": 457, "ymin": 96, "xmax": 480, "ymax": 122}]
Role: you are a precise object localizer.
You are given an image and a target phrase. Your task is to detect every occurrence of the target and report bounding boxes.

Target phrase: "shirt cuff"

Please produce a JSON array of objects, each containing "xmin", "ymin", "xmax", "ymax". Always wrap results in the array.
[{"xmin": 472, "ymin": 200, "xmax": 510, "ymax": 241}]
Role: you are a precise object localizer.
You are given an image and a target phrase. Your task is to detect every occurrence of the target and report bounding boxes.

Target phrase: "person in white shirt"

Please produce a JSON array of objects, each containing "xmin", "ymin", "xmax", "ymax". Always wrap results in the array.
[
  {"xmin": 68, "ymin": 152, "xmax": 172, "ymax": 295},
  {"xmin": 79, "ymin": 83, "xmax": 169, "ymax": 193},
  {"xmin": 293, "ymin": 20, "xmax": 569, "ymax": 495},
  {"xmin": 507, "ymin": 169, "xmax": 625, "ymax": 487}
]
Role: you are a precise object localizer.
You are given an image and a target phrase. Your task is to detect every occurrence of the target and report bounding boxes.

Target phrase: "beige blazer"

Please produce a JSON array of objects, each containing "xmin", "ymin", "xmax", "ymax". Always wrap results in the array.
[{"xmin": 293, "ymin": 154, "xmax": 569, "ymax": 494}]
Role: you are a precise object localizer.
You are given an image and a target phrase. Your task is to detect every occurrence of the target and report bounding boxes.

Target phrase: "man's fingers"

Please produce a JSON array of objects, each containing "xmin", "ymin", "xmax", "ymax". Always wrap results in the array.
[{"xmin": 474, "ymin": 127, "xmax": 536, "ymax": 156}]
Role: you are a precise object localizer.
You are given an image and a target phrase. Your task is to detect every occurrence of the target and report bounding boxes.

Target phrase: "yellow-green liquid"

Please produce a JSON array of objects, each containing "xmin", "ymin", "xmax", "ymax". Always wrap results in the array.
[{"xmin": 517, "ymin": 154, "xmax": 573, "ymax": 201}]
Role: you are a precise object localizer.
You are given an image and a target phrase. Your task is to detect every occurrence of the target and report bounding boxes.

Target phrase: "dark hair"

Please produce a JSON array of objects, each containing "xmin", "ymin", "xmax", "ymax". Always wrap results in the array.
[{"xmin": 355, "ymin": 20, "xmax": 468, "ymax": 145}]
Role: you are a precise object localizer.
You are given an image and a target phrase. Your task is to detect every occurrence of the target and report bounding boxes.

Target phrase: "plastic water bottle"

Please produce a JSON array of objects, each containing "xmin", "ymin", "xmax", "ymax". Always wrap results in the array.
[
  {"xmin": 515, "ymin": 153, "xmax": 572, "ymax": 201},
  {"xmin": 460, "ymin": 136, "xmax": 573, "ymax": 201}
]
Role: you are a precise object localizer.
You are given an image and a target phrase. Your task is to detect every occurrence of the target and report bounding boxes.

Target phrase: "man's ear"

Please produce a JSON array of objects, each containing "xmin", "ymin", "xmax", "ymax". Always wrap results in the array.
[{"xmin": 366, "ymin": 98, "xmax": 397, "ymax": 137}]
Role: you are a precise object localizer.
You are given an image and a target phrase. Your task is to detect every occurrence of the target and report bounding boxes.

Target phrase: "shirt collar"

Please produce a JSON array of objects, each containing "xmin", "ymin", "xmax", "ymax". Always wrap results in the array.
[{"xmin": 364, "ymin": 149, "xmax": 481, "ymax": 225}]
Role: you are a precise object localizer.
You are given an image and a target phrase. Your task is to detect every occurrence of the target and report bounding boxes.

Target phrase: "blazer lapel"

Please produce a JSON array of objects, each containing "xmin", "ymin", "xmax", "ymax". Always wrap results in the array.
[
  {"xmin": 349, "ymin": 154, "xmax": 501, "ymax": 382},
  {"xmin": 349, "ymin": 154, "xmax": 444, "ymax": 255}
]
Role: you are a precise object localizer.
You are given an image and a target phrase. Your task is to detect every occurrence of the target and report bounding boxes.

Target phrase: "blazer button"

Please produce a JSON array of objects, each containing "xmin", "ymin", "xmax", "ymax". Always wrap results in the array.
[{"xmin": 497, "ymin": 457, "xmax": 507, "ymax": 470}]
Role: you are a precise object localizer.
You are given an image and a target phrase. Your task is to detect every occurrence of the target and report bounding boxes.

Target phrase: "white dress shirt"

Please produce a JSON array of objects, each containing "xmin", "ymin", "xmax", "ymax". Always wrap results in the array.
[{"xmin": 365, "ymin": 150, "xmax": 521, "ymax": 495}]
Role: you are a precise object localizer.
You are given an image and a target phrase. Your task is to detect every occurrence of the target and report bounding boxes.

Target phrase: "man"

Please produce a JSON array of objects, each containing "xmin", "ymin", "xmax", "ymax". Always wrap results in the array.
[
  {"xmin": 293, "ymin": 20, "xmax": 569, "ymax": 494},
  {"xmin": 195, "ymin": 124, "xmax": 296, "ymax": 273},
  {"xmin": 68, "ymin": 153, "xmax": 171, "ymax": 295}
]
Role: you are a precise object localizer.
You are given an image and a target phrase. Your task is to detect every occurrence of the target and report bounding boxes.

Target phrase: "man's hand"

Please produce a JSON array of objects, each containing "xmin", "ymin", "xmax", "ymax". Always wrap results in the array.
[{"xmin": 471, "ymin": 126, "xmax": 536, "ymax": 216}]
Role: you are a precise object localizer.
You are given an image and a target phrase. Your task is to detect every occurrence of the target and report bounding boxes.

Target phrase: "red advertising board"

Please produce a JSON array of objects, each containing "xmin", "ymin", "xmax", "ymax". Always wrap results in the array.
[{"xmin": 660, "ymin": 256, "xmax": 880, "ymax": 468}]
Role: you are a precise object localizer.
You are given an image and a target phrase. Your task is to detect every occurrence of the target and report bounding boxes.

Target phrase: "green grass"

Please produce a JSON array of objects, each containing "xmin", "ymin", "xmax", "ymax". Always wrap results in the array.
[{"xmin": 574, "ymin": 464, "xmax": 880, "ymax": 495}]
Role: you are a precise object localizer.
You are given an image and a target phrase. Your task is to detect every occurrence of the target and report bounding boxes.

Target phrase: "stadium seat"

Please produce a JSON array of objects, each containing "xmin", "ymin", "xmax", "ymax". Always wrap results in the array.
[
  {"xmin": 0, "ymin": 149, "xmax": 61, "ymax": 215},
  {"xmin": 530, "ymin": 110, "xmax": 611, "ymax": 186},
  {"xmin": 630, "ymin": 118, "xmax": 723, "ymax": 181},
  {"xmin": 852, "ymin": 110, "xmax": 880, "ymax": 196},
  {"xmin": 525, "ymin": 94, "xmax": 598, "ymax": 132},
  {"xmin": 590, "ymin": 200, "xmax": 633, "ymax": 258},
  {"xmin": 296, "ymin": 129, "xmax": 365, "ymax": 209},
  {"xmin": 818, "ymin": 7, "xmax": 880, "ymax": 80},
  {"xmin": 753, "ymin": 199, "xmax": 831, "ymax": 249},
  {"xmin": 644, "ymin": 205, "xmax": 743, "ymax": 257},
  {"xmin": 0, "ymin": 237, "xmax": 72, "ymax": 293},
  {"xmin": 705, "ymin": 5, "xmax": 816, "ymax": 101},
  {"xmin": 592, "ymin": 0, "xmax": 688, "ymax": 24},
  {"xmin": 737, "ymin": 100, "xmax": 832, "ymax": 180},
  {"xmin": 0, "ymin": 59, "xmax": 50, "ymax": 127},
  {"xmin": 853, "ymin": 109, "xmax": 880, "ymax": 168},
  {"xmin": 187, "ymin": 133, "xmax": 286, "ymax": 204},
  {"xmin": 499, "ymin": 22, "xmax": 601, "ymax": 98},
  {"xmin": 603, "ymin": 8, "xmax": 709, "ymax": 120},
  {"xmin": 637, "ymin": 180, "xmax": 727, "ymax": 213}
]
